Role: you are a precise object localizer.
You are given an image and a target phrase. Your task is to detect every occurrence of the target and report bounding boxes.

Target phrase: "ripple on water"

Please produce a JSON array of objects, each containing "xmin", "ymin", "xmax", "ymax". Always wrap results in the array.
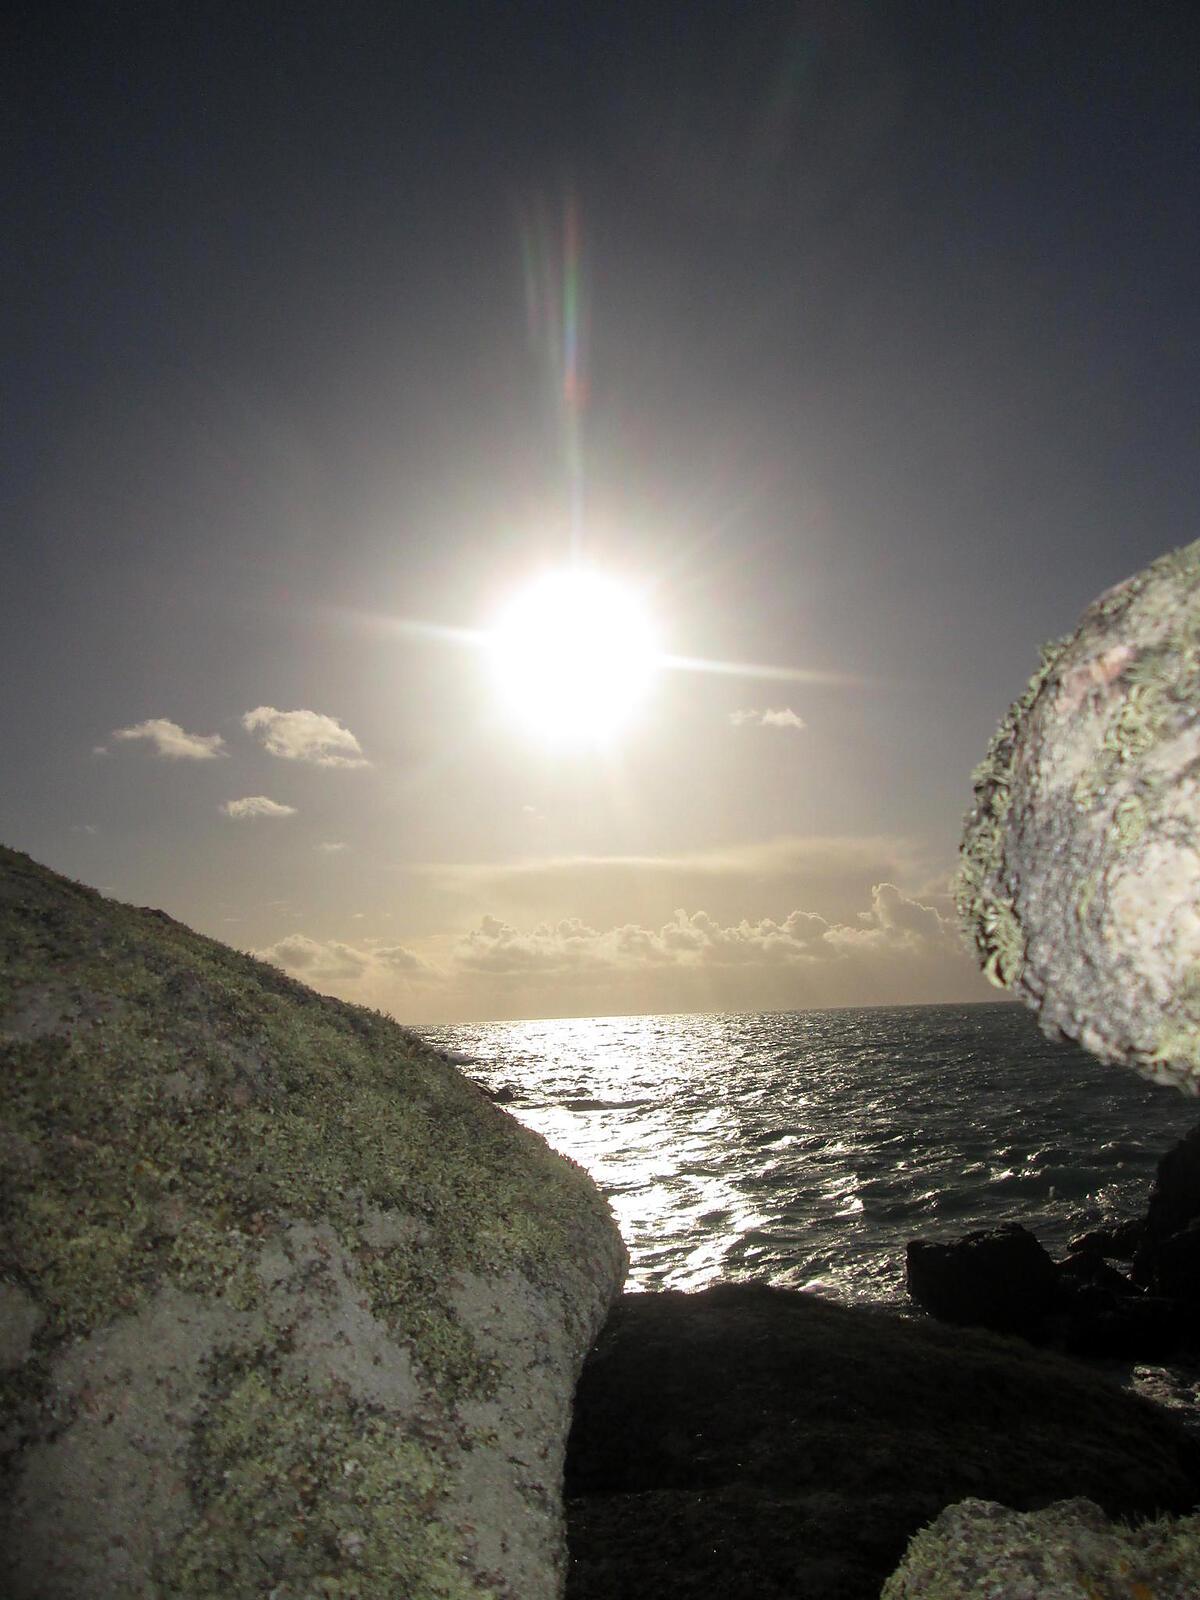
[{"xmin": 427, "ymin": 1004, "xmax": 1199, "ymax": 1298}]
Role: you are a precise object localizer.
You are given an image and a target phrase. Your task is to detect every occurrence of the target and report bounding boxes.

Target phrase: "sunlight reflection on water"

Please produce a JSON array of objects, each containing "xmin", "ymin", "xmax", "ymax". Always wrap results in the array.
[{"xmin": 425, "ymin": 1004, "xmax": 1200, "ymax": 1302}]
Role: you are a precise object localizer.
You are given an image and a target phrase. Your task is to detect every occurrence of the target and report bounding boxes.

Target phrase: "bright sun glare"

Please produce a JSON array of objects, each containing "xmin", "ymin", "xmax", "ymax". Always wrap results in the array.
[{"xmin": 488, "ymin": 568, "xmax": 659, "ymax": 744}]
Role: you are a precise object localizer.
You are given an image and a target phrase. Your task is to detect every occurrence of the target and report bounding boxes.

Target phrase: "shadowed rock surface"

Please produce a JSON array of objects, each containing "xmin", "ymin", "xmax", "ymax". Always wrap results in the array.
[
  {"xmin": 563, "ymin": 1283, "xmax": 1200, "ymax": 1600},
  {"xmin": 957, "ymin": 539, "xmax": 1200, "ymax": 1094},
  {"xmin": 0, "ymin": 844, "xmax": 627, "ymax": 1599},
  {"xmin": 906, "ymin": 1222, "xmax": 1058, "ymax": 1337},
  {"xmin": 882, "ymin": 1496, "xmax": 1200, "ymax": 1599}
]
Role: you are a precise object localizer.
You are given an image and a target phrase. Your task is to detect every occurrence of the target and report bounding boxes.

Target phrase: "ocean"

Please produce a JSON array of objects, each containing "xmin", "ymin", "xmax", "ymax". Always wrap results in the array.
[{"xmin": 423, "ymin": 1001, "xmax": 1200, "ymax": 1307}]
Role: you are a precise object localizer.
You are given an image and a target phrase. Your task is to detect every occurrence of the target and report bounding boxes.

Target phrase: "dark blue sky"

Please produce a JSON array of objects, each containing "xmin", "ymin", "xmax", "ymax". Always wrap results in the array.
[{"xmin": 5, "ymin": 2, "xmax": 1199, "ymax": 1018}]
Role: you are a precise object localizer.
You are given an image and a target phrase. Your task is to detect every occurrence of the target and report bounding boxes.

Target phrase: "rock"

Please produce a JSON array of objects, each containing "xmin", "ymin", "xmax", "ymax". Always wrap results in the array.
[
  {"xmin": 1054, "ymin": 1251, "xmax": 1136, "ymax": 1293},
  {"xmin": 1148, "ymin": 1220, "xmax": 1200, "ymax": 1308},
  {"xmin": 905, "ymin": 1223, "xmax": 1058, "ymax": 1336},
  {"xmin": 1069, "ymin": 1218, "xmax": 1146, "ymax": 1260},
  {"xmin": 564, "ymin": 1283, "xmax": 1200, "ymax": 1600},
  {"xmin": 904, "ymin": 1222, "xmax": 1194, "ymax": 1358},
  {"xmin": 1060, "ymin": 1288, "xmax": 1185, "ymax": 1361},
  {"xmin": 1133, "ymin": 1120, "xmax": 1200, "ymax": 1272},
  {"xmin": 956, "ymin": 539, "xmax": 1200, "ymax": 1093},
  {"xmin": 881, "ymin": 1496, "xmax": 1200, "ymax": 1599},
  {"xmin": 0, "ymin": 844, "xmax": 627, "ymax": 1599}
]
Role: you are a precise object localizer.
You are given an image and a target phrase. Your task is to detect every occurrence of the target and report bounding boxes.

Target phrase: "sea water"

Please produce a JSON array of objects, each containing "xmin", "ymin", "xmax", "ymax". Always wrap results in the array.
[{"xmin": 423, "ymin": 1002, "xmax": 1200, "ymax": 1306}]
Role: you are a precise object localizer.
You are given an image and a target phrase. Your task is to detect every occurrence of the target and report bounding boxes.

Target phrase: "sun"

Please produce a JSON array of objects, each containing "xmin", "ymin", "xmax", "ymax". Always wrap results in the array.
[{"xmin": 488, "ymin": 567, "xmax": 660, "ymax": 744}]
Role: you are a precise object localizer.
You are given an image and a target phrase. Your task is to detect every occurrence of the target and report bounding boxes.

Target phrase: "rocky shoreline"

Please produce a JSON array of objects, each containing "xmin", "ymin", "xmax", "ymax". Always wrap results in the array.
[
  {"xmin": 562, "ymin": 1117, "xmax": 1200, "ymax": 1598},
  {"xmin": 903, "ymin": 1120, "xmax": 1200, "ymax": 1367},
  {"xmin": 562, "ymin": 1281, "xmax": 1200, "ymax": 1600}
]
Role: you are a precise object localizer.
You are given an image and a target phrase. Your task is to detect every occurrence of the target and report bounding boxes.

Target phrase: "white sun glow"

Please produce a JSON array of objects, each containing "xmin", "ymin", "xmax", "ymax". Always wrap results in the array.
[{"xmin": 488, "ymin": 568, "xmax": 660, "ymax": 744}]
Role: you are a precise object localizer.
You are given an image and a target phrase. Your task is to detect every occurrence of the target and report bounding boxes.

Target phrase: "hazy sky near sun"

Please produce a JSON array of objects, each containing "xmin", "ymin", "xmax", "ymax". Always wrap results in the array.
[{"xmin": 5, "ymin": 2, "xmax": 1199, "ymax": 1021}]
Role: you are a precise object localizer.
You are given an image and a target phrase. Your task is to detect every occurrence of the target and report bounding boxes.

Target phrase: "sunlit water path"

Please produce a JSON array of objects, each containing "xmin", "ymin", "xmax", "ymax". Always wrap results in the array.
[{"xmin": 424, "ymin": 1002, "xmax": 1199, "ymax": 1306}]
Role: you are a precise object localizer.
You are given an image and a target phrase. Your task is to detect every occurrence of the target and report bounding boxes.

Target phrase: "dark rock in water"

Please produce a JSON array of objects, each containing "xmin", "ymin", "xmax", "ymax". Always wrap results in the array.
[
  {"xmin": 1133, "ymin": 1121, "xmax": 1200, "ymax": 1288},
  {"xmin": 904, "ymin": 1223, "xmax": 1191, "ymax": 1357},
  {"xmin": 1069, "ymin": 1218, "xmax": 1146, "ymax": 1260},
  {"xmin": 1148, "ymin": 1220, "xmax": 1200, "ymax": 1308},
  {"xmin": 1051, "ymin": 1255, "xmax": 1179, "ymax": 1357},
  {"xmin": 1054, "ymin": 1251, "xmax": 1137, "ymax": 1294},
  {"xmin": 564, "ymin": 1284, "xmax": 1200, "ymax": 1600},
  {"xmin": 1060, "ymin": 1290, "xmax": 1184, "ymax": 1360},
  {"xmin": 905, "ymin": 1224, "xmax": 1058, "ymax": 1336},
  {"xmin": 908, "ymin": 1124, "xmax": 1200, "ymax": 1361}
]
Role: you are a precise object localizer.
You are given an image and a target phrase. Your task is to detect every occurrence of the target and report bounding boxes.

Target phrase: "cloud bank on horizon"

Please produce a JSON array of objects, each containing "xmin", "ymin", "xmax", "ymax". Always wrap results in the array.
[
  {"xmin": 253, "ymin": 878, "xmax": 981, "ymax": 1022},
  {"xmin": 77, "ymin": 694, "xmax": 989, "ymax": 1018}
]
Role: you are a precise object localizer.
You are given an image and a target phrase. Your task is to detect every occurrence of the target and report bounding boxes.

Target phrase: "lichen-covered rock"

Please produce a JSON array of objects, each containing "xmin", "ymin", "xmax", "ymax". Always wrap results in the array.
[
  {"xmin": 958, "ymin": 539, "xmax": 1200, "ymax": 1093},
  {"xmin": 0, "ymin": 845, "xmax": 627, "ymax": 1599},
  {"xmin": 881, "ymin": 1496, "xmax": 1200, "ymax": 1599}
]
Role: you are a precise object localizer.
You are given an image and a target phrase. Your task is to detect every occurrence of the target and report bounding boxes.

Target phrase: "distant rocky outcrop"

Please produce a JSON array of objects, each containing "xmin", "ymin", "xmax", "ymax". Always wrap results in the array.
[
  {"xmin": 0, "ymin": 845, "xmax": 627, "ymax": 1598},
  {"xmin": 882, "ymin": 1496, "xmax": 1200, "ymax": 1599},
  {"xmin": 904, "ymin": 1122, "xmax": 1200, "ymax": 1359},
  {"xmin": 563, "ymin": 1282, "xmax": 1200, "ymax": 1600},
  {"xmin": 957, "ymin": 539, "xmax": 1200, "ymax": 1094}
]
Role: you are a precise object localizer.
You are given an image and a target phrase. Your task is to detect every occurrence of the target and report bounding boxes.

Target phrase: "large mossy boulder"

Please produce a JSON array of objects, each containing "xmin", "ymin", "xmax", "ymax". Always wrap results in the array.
[
  {"xmin": 563, "ymin": 1283, "xmax": 1200, "ymax": 1600},
  {"xmin": 957, "ymin": 540, "xmax": 1200, "ymax": 1093},
  {"xmin": 882, "ymin": 1496, "xmax": 1200, "ymax": 1599},
  {"xmin": 0, "ymin": 845, "xmax": 627, "ymax": 1599}
]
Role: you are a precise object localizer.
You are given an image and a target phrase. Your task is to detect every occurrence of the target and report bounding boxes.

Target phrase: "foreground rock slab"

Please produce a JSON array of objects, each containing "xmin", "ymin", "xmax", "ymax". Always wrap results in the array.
[
  {"xmin": 564, "ymin": 1283, "xmax": 1200, "ymax": 1600},
  {"xmin": 882, "ymin": 1496, "xmax": 1200, "ymax": 1599},
  {"xmin": 957, "ymin": 539, "xmax": 1200, "ymax": 1093},
  {"xmin": 0, "ymin": 845, "xmax": 627, "ymax": 1599}
]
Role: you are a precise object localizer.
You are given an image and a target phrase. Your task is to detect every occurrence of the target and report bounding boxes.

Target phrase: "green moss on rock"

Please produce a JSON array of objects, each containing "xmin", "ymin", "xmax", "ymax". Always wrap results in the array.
[
  {"xmin": 882, "ymin": 1497, "xmax": 1200, "ymax": 1599},
  {"xmin": 0, "ymin": 845, "xmax": 627, "ymax": 1598}
]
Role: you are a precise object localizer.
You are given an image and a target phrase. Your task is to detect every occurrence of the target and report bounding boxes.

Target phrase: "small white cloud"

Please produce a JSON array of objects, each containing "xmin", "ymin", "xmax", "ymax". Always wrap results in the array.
[
  {"xmin": 242, "ymin": 706, "xmax": 369, "ymax": 768},
  {"xmin": 729, "ymin": 707, "xmax": 806, "ymax": 730},
  {"xmin": 220, "ymin": 795, "xmax": 297, "ymax": 820},
  {"xmin": 112, "ymin": 718, "xmax": 228, "ymax": 760},
  {"xmin": 92, "ymin": 745, "xmax": 110, "ymax": 757},
  {"xmin": 72, "ymin": 823, "xmax": 99, "ymax": 835},
  {"xmin": 317, "ymin": 841, "xmax": 348, "ymax": 853}
]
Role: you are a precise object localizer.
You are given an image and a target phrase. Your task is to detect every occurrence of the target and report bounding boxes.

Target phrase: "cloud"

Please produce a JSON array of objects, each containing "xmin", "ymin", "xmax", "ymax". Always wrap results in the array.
[
  {"xmin": 111, "ymin": 718, "xmax": 227, "ymax": 760},
  {"xmin": 255, "ymin": 933, "xmax": 425, "ymax": 985},
  {"xmin": 220, "ymin": 795, "xmax": 297, "ymax": 820},
  {"xmin": 255, "ymin": 934, "xmax": 370, "ymax": 981},
  {"xmin": 416, "ymin": 834, "xmax": 924, "ymax": 929},
  {"xmin": 443, "ymin": 884, "xmax": 965, "ymax": 997},
  {"xmin": 374, "ymin": 944, "xmax": 425, "ymax": 972},
  {"xmin": 242, "ymin": 706, "xmax": 369, "ymax": 768},
  {"xmin": 317, "ymin": 841, "xmax": 348, "ymax": 853},
  {"xmin": 249, "ymin": 878, "xmax": 983, "ymax": 1021},
  {"xmin": 827, "ymin": 882, "xmax": 954, "ymax": 952},
  {"xmin": 453, "ymin": 906, "xmax": 847, "ymax": 977},
  {"xmin": 71, "ymin": 823, "xmax": 99, "ymax": 835},
  {"xmin": 729, "ymin": 707, "xmax": 806, "ymax": 730}
]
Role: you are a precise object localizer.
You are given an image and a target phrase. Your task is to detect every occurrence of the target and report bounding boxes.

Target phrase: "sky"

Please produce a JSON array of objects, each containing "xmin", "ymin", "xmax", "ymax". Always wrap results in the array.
[{"xmin": 5, "ymin": 2, "xmax": 1199, "ymax": 1022}]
